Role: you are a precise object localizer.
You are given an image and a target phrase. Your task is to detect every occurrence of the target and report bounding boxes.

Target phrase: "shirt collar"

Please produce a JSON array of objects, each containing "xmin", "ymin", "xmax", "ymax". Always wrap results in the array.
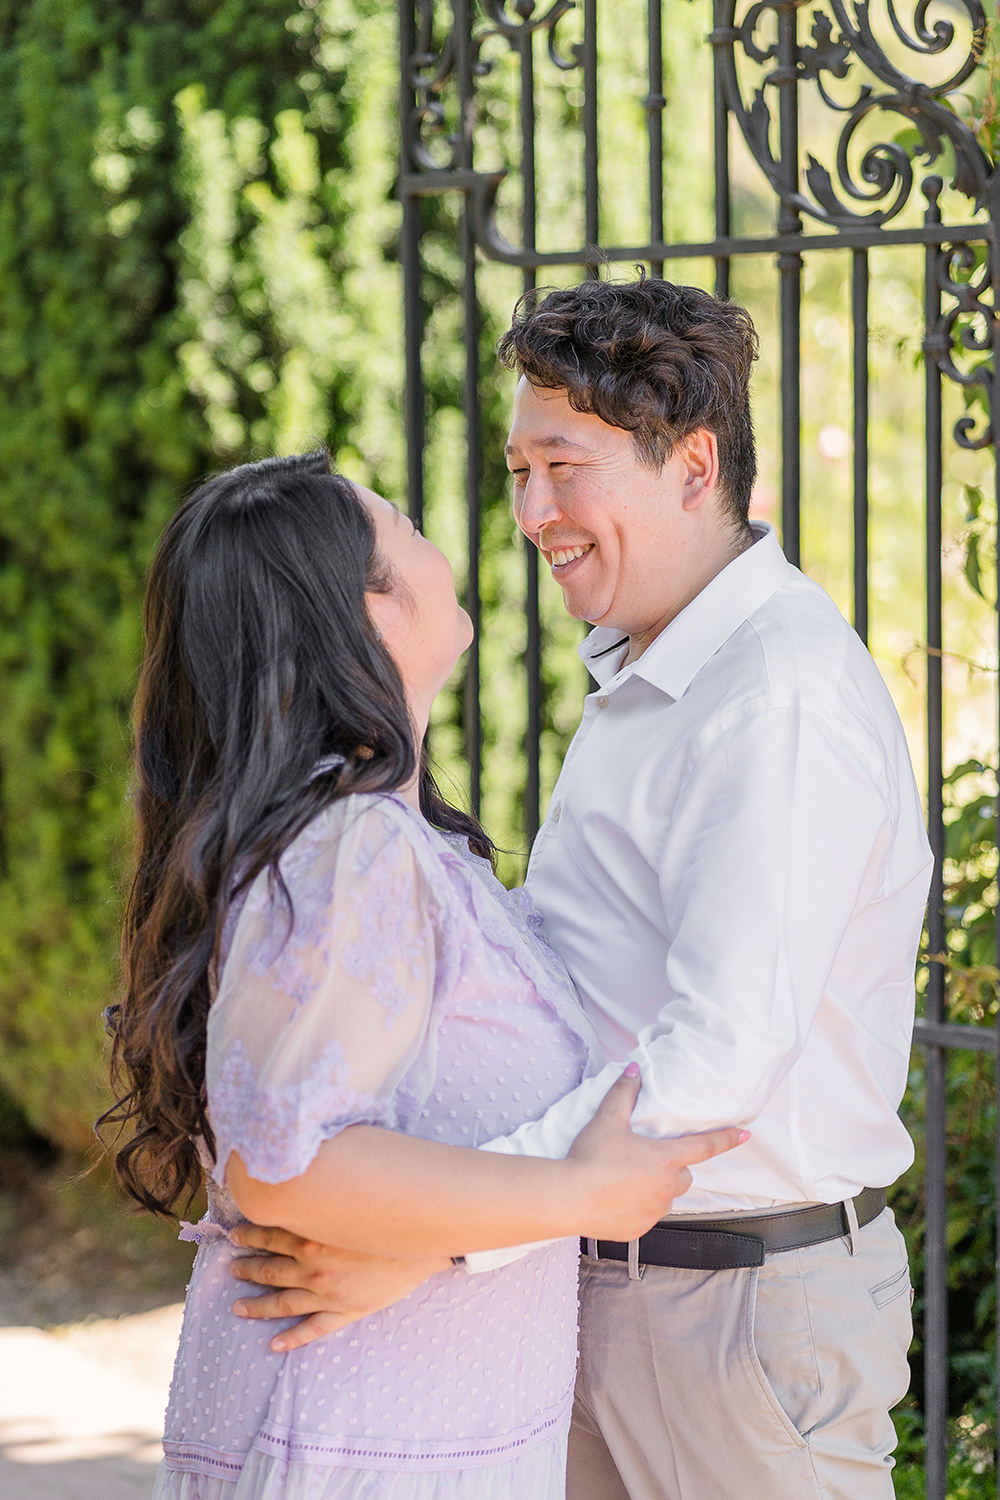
[{"xmin": 578, "ymin": 522, "xmax": 794, "ymax": 698}]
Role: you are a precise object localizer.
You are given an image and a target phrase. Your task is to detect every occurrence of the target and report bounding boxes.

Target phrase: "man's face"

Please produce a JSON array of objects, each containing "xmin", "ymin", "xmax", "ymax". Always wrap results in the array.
[{"xmin": 505, "ymin": 378, "xmax": 697, "ymax": 635}]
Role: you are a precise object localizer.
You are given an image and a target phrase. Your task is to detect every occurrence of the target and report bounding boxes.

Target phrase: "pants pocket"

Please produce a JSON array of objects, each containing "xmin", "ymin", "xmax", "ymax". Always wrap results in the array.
[
  {"xmin": 869, "ymin": 1263, "xmax": 911, "ymax": 1311},
  {"xmin": 743, "ymin": 1265, "xmax": 812, "ymax": 1449}
]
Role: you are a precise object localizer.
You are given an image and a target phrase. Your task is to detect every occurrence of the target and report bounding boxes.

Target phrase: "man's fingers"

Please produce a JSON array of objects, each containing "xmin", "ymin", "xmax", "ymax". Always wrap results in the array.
[
  {"xmin": 231, "ymin": 1253, "xmax": 307, "ymax": 1288},
  {"xmin": 233, "ymin": 1288, "xmax": 324, "ymax": 1320},
  {"xmin": 230, "ymin": 1223, "xmax": 307, "ymax": 1256},
  {"xmin": 674, "ymin": 1126, "xmax": 750, "ymax": 1166},
  {"xmin": 269, "ymin": 1312, "xmax": 353, "ymax": 1354},
  {"xmin": 595, "ymin": 1063, "xmax": 642, "ymax": 1123}
]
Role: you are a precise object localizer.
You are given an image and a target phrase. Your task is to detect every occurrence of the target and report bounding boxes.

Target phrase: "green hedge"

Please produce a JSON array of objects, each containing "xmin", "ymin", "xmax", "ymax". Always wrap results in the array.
[{"xmin": 0, "ymin": 0, "xmax": 405, "ymax": 1150}]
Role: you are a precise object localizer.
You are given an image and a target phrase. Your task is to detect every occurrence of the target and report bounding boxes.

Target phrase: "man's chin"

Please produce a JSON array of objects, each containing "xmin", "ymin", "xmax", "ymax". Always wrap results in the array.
[
  {"xmin": 557, "ymin": 587, "xmax": 606, "ymax": 626},
  {"xmin": 563, "ymin": 596, "xmax": 618, "ymax": 630}
]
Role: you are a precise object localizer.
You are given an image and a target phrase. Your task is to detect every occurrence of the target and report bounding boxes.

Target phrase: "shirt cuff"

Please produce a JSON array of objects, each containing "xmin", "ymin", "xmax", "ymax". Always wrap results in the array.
[{"xmin": 461, "ymin": 1237, "xmax": 561, "ymax": 1275}]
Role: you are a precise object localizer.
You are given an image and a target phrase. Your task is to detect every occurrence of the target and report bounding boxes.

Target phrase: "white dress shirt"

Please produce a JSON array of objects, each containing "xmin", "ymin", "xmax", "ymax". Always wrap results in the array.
[{"xmin": 466, "ymin": 524, "xmax": 932, "ymax": 1270}]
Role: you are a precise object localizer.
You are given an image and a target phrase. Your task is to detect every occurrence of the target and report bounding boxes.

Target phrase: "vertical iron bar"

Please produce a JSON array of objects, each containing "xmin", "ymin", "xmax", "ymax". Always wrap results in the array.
[
  {"xmin": 519, "ymin": 25, "xmax": 542, "ymax": 845},
  {"xmin": 712, "ymin": 0, "xmax": 731, "ymax": 300},
  {"xmin": 647, "ymin": 0, "xmax": 665, "ymax": 278},
  {"xmin": 852, "ymin": 249, "xmax": 870, "ymax": 644},
  {"xmin": 454, "ymin": 0, "xmax": 482, "ymax": 815},
  {"xmin": 922, "ymin": 178, "xmax": 947, "ymax": 1500},
  {"xmin": 399, "ymin": 0, "xmax": 425, "ymax": 531},
  {"xmin": 583, "ymin": 0, "xmax": 599, "ymax": 274},
  {"xmin": 776, "ymin": 2, "xmax": 802, "ymax": 567}
]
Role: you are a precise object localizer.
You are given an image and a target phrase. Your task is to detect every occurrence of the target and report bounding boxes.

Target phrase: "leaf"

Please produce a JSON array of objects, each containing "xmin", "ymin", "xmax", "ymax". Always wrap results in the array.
[
  {"xmin": 964, "ymin": 532, "xmax": 987, "ymax": 600},
  {"xmin": 964, "ymin": 485, "xmax": 984, "ymax": 522}
]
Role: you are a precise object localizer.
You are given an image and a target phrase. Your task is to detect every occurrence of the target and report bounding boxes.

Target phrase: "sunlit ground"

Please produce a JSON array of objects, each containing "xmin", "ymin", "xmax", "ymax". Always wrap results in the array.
[{"xmin": 0, "ymin": 1305, "xmax": 182, "ymax": 1499}]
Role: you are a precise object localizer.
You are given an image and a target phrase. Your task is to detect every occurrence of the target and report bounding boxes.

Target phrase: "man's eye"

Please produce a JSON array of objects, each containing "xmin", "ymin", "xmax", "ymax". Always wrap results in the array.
[{"xmin": 509, "ymin": 470, "xmax": 527, "ymax": 481}]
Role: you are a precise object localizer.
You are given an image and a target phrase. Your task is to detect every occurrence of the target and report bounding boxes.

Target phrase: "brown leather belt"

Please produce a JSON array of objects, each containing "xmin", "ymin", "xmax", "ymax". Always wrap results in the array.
[{"xmin": 580, "ymin": 1186, "xmax": 887, "ymax": 1271}]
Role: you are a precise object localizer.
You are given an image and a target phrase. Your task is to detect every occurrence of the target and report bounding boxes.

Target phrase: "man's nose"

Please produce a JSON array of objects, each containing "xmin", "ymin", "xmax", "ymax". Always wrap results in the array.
[{"xmin": 514, "ymin": 473, "xmax": 562, "ymax": 540}]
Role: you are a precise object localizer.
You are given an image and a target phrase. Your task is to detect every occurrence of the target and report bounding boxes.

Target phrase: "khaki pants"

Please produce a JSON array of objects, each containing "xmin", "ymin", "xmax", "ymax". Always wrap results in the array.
[{"xmin": 568, "ymin": 1208, "xmax": 912, "ymax": 1500}]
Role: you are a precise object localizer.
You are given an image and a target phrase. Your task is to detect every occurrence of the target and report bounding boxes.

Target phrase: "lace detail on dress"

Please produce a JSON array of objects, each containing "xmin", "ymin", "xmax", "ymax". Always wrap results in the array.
[
  {"xmin": 206, "ymin": 800, "xmax": 438, "ymax": 1190},
  {"xmin": 240, "ymin": 836, "xmax": 341, "ymax": 1012},
  {"xmin": 178, "ymin": 1219, "xmax": 232, "ymax": 1246},
  {"xmin": 322, "ymin": 811, "xmax": 437, "ymax": 1025},
  {"xmin": 503, "ymin": 885, "xmax": 544, "ymax": 933},
  {"xmin": 239, "ymin": 810, "xmax": 433, "ymax": 1025},
  {"xmin": 210, "ymin": 1037, "xmax": 393, "ymax": 1186}
]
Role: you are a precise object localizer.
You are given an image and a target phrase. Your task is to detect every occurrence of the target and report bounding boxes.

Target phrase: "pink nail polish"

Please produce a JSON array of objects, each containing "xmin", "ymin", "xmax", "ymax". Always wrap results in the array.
[
  {"xmin": 624, "ymin": 1061, "xmax": 640, "ymax": 1079},
  {"xmin": 737, "ymin": 1129, "xmax": 751, "ymax": 1144}
]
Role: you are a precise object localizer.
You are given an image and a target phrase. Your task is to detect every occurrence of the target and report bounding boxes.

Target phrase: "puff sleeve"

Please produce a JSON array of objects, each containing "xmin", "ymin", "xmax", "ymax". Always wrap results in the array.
[{"xmin": 206, "ymin": 798, "xmax": 437, "ymax": 1188}]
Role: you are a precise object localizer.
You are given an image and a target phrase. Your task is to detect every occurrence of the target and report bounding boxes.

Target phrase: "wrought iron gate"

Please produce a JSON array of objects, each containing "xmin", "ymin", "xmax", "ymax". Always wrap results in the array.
[{"xmin": 397, "ymin": 4, "xmax": 1000, "ymax": 1494}]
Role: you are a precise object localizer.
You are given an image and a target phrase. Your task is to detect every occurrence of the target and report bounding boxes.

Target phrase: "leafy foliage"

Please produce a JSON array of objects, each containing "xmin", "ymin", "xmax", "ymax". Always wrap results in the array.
[
  {"xmin": 0, "ymin": 0, "xmax": 404, "ymax": 1150},
  {"xmin": 884, "ymin": 41, "xmax": 1000, "ymax": 1477}
]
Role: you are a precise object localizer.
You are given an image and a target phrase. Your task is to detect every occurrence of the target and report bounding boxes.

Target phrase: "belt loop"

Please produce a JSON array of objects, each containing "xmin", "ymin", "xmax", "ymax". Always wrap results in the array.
[
  {"xmin": 843, "ymin": 1195, "xmax": 861, "ymax": 1256},
  {"xmin": 586, "ymin": 1238, "xmax": 598, "ymax": 1261},
  {"xmin": 627, "ymin": 1238, "xmax": 645, "ymax": 1281}
]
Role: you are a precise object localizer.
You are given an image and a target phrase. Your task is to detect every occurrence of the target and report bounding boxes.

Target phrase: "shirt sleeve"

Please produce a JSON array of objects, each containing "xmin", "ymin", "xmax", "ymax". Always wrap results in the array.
[
  {"xmin": 469, "ymin": 705, "xmax": 892, "ymax": 1168},
  {"xmin": 206, "ymin": 800, "xmax": 437, "ymax": 1188}
]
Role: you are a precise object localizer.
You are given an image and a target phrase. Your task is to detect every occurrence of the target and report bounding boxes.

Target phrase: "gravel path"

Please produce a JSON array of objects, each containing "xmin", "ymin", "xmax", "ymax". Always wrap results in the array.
[{"xmin": 0, "ymin": 1301, "xmax": 183, "ymax": 1499}]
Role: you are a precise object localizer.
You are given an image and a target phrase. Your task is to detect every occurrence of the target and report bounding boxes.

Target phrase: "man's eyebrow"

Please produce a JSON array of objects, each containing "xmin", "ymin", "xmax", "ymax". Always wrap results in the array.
[{"xmin": 504, "ymin": 435, "xmax": 591, "ymax": 457}]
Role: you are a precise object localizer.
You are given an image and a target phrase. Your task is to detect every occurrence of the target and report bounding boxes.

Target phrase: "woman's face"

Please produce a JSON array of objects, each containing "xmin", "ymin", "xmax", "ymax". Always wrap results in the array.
[{"xmin": 359, "ymin": 487, "xmax": 473, "ymax": 709}]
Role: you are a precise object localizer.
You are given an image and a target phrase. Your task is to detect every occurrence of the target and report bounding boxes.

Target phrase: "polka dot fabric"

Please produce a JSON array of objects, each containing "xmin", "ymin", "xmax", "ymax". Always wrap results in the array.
[{"xmin": 154, "ymin": 795, "xmax": 598, "ymax": 1500}]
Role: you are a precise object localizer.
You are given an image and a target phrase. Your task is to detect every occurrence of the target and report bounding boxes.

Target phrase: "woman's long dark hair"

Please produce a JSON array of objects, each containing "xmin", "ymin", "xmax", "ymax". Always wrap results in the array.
[{"xmin": 99, "ymin": 450, "xmax": 493, "ymax": 1216}]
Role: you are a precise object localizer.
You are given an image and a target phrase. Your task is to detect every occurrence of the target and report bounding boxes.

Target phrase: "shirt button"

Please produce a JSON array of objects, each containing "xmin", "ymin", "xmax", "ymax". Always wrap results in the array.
[
  {"xmin": 596, "ymin": 694, "xmax": 609, "ymax": 708},
  {"xmin": 551, "ymin": 804, "xmax": 562, "ymax": 823}
]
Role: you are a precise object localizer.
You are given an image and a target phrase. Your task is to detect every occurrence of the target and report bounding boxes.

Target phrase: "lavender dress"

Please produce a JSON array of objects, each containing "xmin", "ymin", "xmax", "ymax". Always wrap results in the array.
[{"xmin": 152, "ymin": 793, "xmax": 598, "ymax": 1500}]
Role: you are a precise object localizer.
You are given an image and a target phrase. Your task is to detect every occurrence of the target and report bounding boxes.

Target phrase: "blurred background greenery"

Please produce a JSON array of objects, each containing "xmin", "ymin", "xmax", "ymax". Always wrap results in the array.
[{"xmin": 0, "ymin": 0, "xmax": 997, "ymax": 1489}]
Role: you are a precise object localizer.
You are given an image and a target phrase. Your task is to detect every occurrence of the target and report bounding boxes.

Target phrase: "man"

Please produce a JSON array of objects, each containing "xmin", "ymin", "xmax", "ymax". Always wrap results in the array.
[{"xmin": 230, "ymin": 276, "xmax": 932, "ymax": 1499}]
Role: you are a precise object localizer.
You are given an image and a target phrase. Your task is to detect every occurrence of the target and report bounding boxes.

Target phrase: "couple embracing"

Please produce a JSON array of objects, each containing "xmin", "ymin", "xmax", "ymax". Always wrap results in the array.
[{"xmin": 105, "ymin": 276, "xmax": 932, "ymax": 1500}]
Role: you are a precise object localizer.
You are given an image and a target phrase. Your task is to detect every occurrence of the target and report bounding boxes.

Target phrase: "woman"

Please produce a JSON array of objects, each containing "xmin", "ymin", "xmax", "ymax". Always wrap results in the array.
[{"xmin": 102, "ymin": 451, "xmax": 741, "ymax": 1499}]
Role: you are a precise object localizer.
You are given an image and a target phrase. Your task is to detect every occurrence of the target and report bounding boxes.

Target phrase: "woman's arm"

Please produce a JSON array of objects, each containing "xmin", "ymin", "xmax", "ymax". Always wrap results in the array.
[{"xmin": 226, "ymin": 1067, "xmax": 746, "ymax": 1257}]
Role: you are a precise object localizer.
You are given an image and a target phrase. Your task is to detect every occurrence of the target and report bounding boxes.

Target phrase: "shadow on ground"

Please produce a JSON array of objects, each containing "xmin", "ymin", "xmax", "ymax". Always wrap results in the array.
[{"xmin": 0, "ymin": 1145, "xmax": 192, "ymax": 1499}]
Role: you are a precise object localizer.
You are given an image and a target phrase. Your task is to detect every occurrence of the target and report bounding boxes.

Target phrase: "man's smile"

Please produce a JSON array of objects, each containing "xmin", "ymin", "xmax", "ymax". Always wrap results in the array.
[{"xmin": 544, "ymin": 542, "xmax": 594, "ymax": 574}]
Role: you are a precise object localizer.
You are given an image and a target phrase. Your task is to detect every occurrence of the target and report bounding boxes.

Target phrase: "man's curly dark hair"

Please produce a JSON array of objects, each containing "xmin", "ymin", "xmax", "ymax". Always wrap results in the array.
[{"xmin": 497, "ymin": 272, "xmax": 760, "ymax": 527}]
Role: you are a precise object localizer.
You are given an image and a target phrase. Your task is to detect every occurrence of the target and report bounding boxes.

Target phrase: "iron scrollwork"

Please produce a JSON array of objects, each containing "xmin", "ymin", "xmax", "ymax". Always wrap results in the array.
[
  {"xmin": 714, "ymin": 0, "xmax": 994, "ymax": 228},
  {"xmin": 402, "ymin": 0, "xmax": 581, "ymax": 176},
  {"xmin": 404, "ymin": 1, "xmax": 460, "ymax": 172},
  {"xmin": 920, "ymin": 177, "xmax": 997, "ymax": 452},
  {"xmin": 477, "ymin": 1, "xmax": 582, "ymax": 72}
]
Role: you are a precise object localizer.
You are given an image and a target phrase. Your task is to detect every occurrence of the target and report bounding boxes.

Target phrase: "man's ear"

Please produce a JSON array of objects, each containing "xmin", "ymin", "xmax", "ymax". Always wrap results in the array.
[{"xmin": 679, "ymin": 428, "xmax": 719, "ymax": 511}]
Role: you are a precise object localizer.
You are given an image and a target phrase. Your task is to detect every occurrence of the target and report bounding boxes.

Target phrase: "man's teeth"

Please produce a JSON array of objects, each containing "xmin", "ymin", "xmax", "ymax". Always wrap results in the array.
[{"xmin": 550, "ymin": 545, "xmax": 592, "ymax": 567}]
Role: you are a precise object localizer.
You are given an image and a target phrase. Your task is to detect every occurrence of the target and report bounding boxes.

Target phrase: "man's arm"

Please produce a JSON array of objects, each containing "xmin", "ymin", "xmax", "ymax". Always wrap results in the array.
[
  {"xmin": 225, "ymin": 1071, "xmax": 745, "ymax": 1256},
  {"xmin": 233, "ymin": 704, "xmax": 884, "ymax": 1308},
  {"xmin": 462, "ymin": 704, "xmax": 893, "ymax": 1269},
  {"xmin": 225, "ymin": 1069, "xmax": 746, "ymax": 1347}
]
